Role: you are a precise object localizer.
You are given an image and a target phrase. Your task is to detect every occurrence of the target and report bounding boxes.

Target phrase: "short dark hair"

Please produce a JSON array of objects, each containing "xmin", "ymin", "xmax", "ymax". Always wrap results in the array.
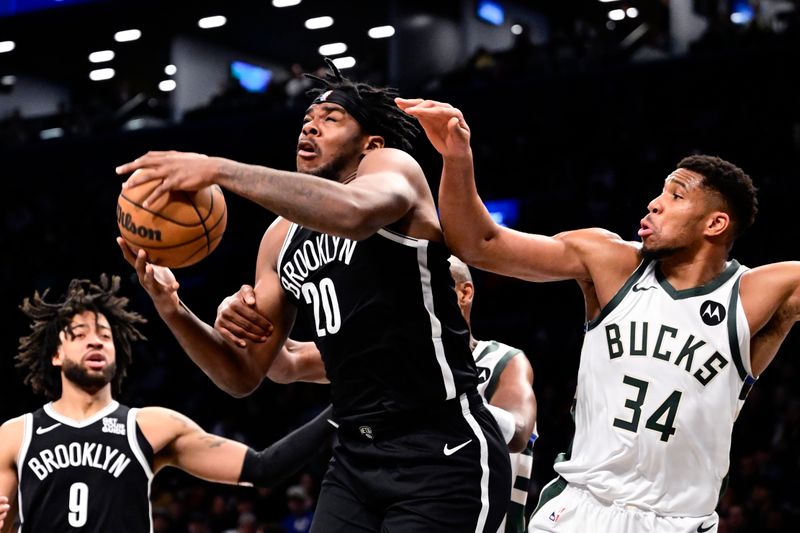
[
  {"xmin": 305, "ymin": 58, "xmax": 419, "ymax": 152},
  {"xmin": 678, "ymin": 155, "xmax": 758, "ymax": 238},
  {"xmin": 16, "ymin": 275, "xmax": 146, "ymax": 399}
]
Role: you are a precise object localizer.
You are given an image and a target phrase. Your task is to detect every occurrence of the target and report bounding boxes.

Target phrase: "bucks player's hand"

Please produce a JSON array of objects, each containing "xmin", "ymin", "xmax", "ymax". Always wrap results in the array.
[
  {"xmin": 395, "ymin": 98, "xmax": 471, "ymax": 158},
  {"xmin": 116, "ymin": 237, "xmax": 180, "ymax": 310},
  {"xmin": 215, "ymin": 284, "xmax": 274, "ymax": 347}
]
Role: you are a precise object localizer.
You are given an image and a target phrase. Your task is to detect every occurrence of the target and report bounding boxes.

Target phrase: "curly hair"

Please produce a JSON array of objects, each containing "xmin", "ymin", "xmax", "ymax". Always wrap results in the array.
[
  {"xmin": 678, "ymin": 155, "xmax": 759, "ymax": 238},
  {"xmin": 16, "ymin": 274, "xmax": 146, "ymax": 399},
  {"xmin": 305, "ymin": 58, "xmax": 419, "ymax": 152}
]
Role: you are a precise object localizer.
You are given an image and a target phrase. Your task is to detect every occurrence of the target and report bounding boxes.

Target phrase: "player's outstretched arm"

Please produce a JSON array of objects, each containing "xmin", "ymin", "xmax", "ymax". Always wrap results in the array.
[
  {"xmin": 118, "ymin": 218, "xmax": 298, "ymax": 397},
  {"xmin": 117, "ymin": 149, "xmax": 420, "ymax": 241},
  {"xmin": 487, "ymin": 353, "xmax": 536, "ymax": 453},
  {"xmin": 0, "ymin": 419, "xmax": 22, "ymax": 533},
  {"xmin": 398, "ymin": 98, "xmax": 637, "ymax": 284},
  {"xmin": 139, "ymin": 406, "xmax": 335, "ymax": 487},
  {"xmin": 741, "ymin": 261, "xmax": 800, "ymax": 375}
]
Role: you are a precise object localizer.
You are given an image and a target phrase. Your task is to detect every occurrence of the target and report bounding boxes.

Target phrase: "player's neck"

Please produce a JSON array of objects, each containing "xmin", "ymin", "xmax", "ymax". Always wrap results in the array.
[
  {"xmin": 52, "ymin": 382, "xmax": 114, "ymax": 421},
  {"xmin": 658, "ymin": 250, "xmax": 729, "ymax": 290}
]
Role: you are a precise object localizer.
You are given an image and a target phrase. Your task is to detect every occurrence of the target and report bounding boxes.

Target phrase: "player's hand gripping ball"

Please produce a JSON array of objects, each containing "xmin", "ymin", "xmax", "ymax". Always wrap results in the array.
[{"xmin": 117, "ymin": 179, "xmax": 227, "ymax": 268}]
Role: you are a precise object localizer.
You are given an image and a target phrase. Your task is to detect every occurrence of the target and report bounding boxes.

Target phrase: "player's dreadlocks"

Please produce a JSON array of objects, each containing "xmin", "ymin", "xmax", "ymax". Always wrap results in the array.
[
  {"xmin": 16, "ymin": 274, "xmax": 146, "ymax": 399},
  {"xmin": 305, "ymin": 57, "xmax": 419, "ymax": 152}
]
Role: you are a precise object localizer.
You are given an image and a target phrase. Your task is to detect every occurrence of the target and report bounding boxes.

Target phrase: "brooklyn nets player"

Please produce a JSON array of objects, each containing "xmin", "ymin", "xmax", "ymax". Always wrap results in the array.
[
  {"xmin": 0, "ymin": 276, "xmax": 334, "ymax": 533},
  {"xmin": 116, "ymin": 60, "xmax": 511, "ymax": 531},
  {"xmin": 401, "ymin": 97, "xmax": 800, "ymax": 533}
]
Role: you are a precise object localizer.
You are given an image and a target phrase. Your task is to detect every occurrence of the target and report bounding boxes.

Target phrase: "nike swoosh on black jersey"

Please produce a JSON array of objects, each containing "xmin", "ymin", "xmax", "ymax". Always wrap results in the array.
[{"xmin": 35, "ymin": 423, "xmax": 61, "ymax": 434}]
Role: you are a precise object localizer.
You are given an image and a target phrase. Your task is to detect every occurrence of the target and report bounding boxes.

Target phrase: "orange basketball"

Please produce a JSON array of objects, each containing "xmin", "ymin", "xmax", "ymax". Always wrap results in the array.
[{"xmin": 116, "ymin": 180, "xmax": 227, "ymax": 268}]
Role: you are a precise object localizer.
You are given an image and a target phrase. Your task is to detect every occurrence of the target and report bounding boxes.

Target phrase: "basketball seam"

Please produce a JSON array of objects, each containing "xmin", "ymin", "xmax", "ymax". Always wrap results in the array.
[
  {"xmin": 120, "ymin": 191, "xmax": 213, "ymax": 228},
  {"xmin": 177, "ymin": 232, "xmax": 225, "ymax": 267},
  {"xmin": 183, "ymin": 189, "xmax": 212, "ymax": 255},
  {"xmin": 120, "ymin": 202, "xmax": 227, "ymax": 250}
]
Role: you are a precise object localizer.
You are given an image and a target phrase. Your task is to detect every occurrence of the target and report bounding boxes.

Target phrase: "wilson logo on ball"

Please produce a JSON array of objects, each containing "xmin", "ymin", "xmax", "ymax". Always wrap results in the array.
[{"xmin": 116, "ymin": 205, "xmax": 163, "ymax": 241}]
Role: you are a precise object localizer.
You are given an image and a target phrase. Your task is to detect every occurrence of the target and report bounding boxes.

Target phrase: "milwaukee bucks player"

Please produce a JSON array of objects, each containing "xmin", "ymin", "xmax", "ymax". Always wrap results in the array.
[
  {"xmin": 449, "ymin": 256, "xmax": 538, "ymax": 533},
  {"xmin": 403, "ymin": 98, "xmax": 800, "ymax": 533}
]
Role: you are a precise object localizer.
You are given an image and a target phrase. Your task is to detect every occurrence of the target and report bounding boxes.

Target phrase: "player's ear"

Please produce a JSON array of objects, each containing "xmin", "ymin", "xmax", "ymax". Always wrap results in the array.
[
  {"xmin": 52, "ymin": 332, "xmax": 66, "ymax": 367},
  {"xmin": 705, "ymin": 211, "xmax": 730, "ymax": 238},
  {"xmin": 458, "ymin": 281, "xmax": 474, "ymax": 307},
  {"xmin": 363, "ymin": 135, "xmax": 384, "ymax": 153}
]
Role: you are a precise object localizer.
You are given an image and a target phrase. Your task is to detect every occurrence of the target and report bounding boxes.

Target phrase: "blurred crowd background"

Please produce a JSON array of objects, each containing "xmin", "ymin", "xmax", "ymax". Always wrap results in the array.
[{"xmin": 1, "ymin": 1, "xmax": 799, "ymax": 531}]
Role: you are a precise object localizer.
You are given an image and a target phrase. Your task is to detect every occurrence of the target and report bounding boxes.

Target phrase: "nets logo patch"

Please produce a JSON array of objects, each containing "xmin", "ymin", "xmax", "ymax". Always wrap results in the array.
[
  {"xmin": 700, "ymin": 300, "xmax": 726, "ymax": 326},
  {"xmin": 477, "ymin": 367, "xmax": 490, "ymax": 384}
]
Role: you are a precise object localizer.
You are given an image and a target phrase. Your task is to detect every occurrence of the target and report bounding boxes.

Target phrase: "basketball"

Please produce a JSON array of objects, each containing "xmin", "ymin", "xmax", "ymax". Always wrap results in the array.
[{"xmin": 116, "ymin": 179, "xmax": 227, "ymax": 268}]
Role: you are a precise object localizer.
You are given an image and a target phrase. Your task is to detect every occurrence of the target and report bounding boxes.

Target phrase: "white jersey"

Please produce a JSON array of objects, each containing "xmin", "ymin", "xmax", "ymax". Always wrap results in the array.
[
  {"xmin": 555, "ymin": 259, "xmax": 756, "ymax": 518},
  {"xmin": 474, "ymin": 340, "xmax": 538, "ymax": 533}
]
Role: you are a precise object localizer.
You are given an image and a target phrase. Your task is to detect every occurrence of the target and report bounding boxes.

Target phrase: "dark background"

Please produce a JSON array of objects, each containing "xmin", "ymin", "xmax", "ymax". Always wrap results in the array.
[{"xmin": 1, "ymin": 1, "xmax": 799, "ymax": 531}]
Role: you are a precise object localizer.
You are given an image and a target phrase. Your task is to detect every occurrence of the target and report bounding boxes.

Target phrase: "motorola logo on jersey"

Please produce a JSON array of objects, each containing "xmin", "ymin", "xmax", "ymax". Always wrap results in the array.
[
  {"xmin": 477, "ymin": 367, "xmax": 490, "ymax": 384},
  {"xmin": 700, "ymin": 300, "xmax": 726, "ymax": 326}
]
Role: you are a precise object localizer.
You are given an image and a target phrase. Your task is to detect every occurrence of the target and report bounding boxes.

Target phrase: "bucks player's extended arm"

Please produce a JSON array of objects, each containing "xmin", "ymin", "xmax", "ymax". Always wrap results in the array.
[
  {"xmin": 740, "ymin": 262, "xmax": 800, "ymax": 375},
  {"xmin": 118, "ymin": 217, "xmax": 298, "ymax": 397},
  {"xmin": 116, "ymin": 149, "xmax": 428, "ymax": 242},
  {"xmin": 0, "ymin": 418, "xmax": 21, "ymax": 533},
  {"xmin": 397, "ymin": 98, "xmax": 640, "ymax": 303},
  {"xmin": 489, "ymin": 353, "xmax": 537, "ymax": 453},
  {"xmin": 137, "ymin": 405, "xmax": 334, "ymax": 486}
]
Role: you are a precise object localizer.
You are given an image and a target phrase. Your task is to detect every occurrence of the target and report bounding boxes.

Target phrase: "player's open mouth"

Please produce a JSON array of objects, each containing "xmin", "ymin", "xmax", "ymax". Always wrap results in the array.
[
  {"xmin": 84, "ymin": 353, "xmax": 107, "ymax": 370},
  {"xmin": 638, "ymin": 219, "xmax": 653, "ymax": 238},
  {"xmin": 297, "ymin": 140, "xmax": 317, "ymax": 158}
]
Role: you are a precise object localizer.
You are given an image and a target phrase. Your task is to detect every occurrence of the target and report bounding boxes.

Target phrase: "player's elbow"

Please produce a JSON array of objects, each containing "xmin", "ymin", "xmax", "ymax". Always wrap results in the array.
[
  {"xmin": 217, "ymin": 371, "xmax": 262, "ymax": 398},
  {"xmin": 508, "ymin": 431, "xmax": 529, "ymax": 454}
]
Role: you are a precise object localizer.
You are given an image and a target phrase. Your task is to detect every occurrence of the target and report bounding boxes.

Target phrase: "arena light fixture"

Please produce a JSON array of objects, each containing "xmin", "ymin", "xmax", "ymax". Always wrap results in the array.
[
  {"xmin": 367, "ymin": 25, "xmax": 395, "ymax": 39},
  {"xmin": 272, "ymin": 0, "xmax": 302, "ymax": 7},
  {"xmin": 89, "ymin": 50, "xmax": 115, "ymax": 63},
  {"xmin": 318, "ymin": 42, "xmax": 347, "ymax": 56},
  {"xmin": 332, "ymin": 56, "xmax": 355, "ymax": 69},
  {"xmin": 159, "ymin": 79, "xmax": 177, "ymax": 92},
  {"xmin": 305, "ymin": 16, "xmax": 333, "ymax": 30},
  {"xmin": 0, "ymin": 40, "xmax": 15, "ymax": 53},
  {"xmin": 511, "ymin": 24, "xmax": 523, "ymax": 35},
  {"xmin": 40, "ymin": 127, "xmax": 64, "ymax": 140},
  {"xmin": 114, "ymin": 29, "xmax": 141, "ymax": 42},
  {"xmin": 608, "ymin": 9, "xmax": 626, "ymax": 21},
  {"xmin": 626, "ymin": 7, "xmax": 639, "ymax": 18},
  {"xmin": 89, "ymin": 68, "xmax": 115, "ymax": 81},
  {"xmin": 198, "ymin": 16, "xmax": 227, "ymax": 29},
  {"xmin": 164, "ymin": 64, "xmax": 177, "ymax": 75},
  {"xmin": 1, "ymin": 74, "xmax": 16, "ymax": 85}
]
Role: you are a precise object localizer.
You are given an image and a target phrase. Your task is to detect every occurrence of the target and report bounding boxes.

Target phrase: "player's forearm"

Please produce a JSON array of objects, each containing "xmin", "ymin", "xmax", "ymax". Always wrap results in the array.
[
  {"xmin": 267, "ymin": 340, "xmax": 328, "ymax": 384},
  {"xmin": 438, "ymin": 152, "xmax": 500, "ymax": 264},
  {"xmin": 215, "ymin": 159, "xmax": 377, "ymax": 240},
  {"xmin": 158, "ymin": 300, "xmax": 268, "ymax": 396},
  {"xmin": 240, "ymin": 405, "xmax": 335, "ymax": 488}
]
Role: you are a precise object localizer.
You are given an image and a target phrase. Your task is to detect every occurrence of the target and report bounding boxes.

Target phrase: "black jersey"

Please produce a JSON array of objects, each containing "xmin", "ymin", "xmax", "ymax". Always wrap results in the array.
[
  {"xmin": 278, "ymin": 224, "xmax": 479, "ymax": 426},
  {"xmin": 17, "ymin": 401, "xmax": 153, "ymax": 533}
]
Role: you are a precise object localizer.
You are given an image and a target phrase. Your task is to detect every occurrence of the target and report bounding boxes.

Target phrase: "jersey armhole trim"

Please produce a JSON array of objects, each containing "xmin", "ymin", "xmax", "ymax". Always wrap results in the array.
[
  {"xmin": 727, "ymin": 276, "xmax": 752, "ymax": 382},
  {"xmin": 127, "ymin": 408, "xmax": 154, "ymax": 479},
  {"xmin": 585, "ymin": 259, "xmax": 650, "ymax": 332},
  {"xmin": 377, "ymin": 228, "xmax": 427, "ymax": 248},
  {"xmin": 276, "ymin": 222, "xmax": 299, "ymax": 273},
  {"xmin": 485, "ymin": 349, "xmax": 522, "ymax": 401},
  {"xmin": 16, "ymin": 413, "xmax": 33, "ymax": 527}
]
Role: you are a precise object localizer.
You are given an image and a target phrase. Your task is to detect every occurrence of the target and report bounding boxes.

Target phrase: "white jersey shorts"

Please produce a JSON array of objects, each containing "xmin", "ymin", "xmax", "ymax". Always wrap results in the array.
[{"xmin": 529, "ymin": 482, "xmax": 719, "ymax": 533}]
